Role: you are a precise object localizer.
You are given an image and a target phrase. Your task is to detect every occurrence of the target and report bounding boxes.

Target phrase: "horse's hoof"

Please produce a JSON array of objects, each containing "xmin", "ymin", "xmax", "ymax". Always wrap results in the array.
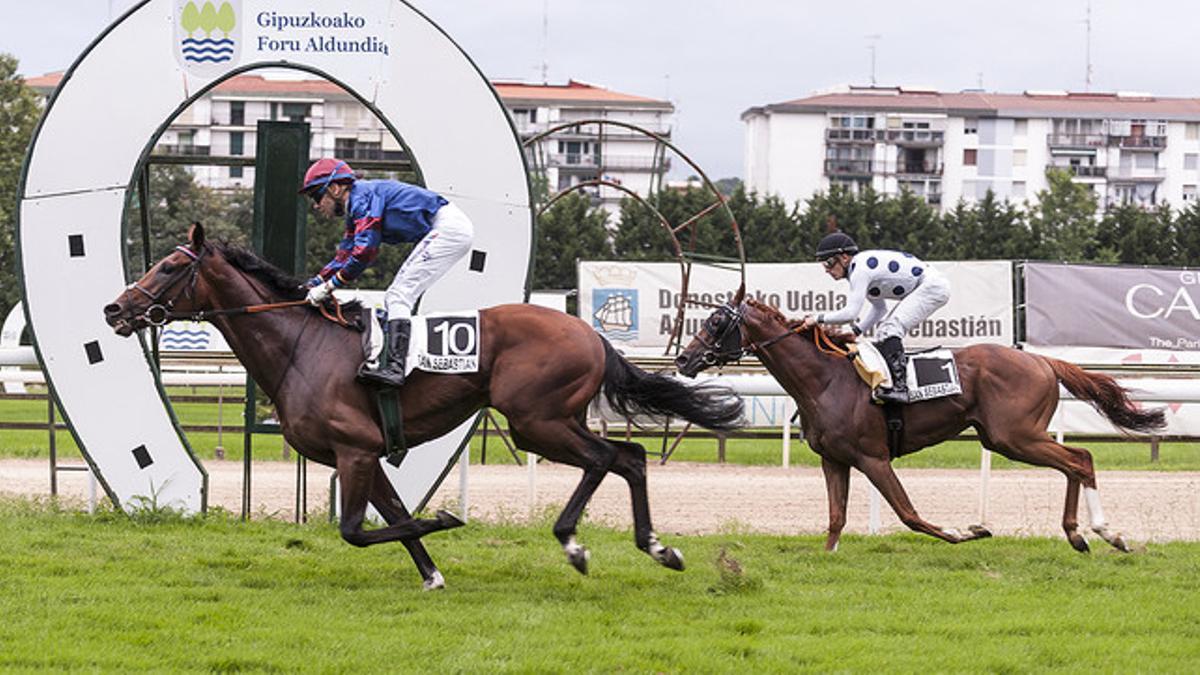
[
  {"xmin": 655, "ymin": 546, "xmax": 685, "ymax": 572},
  {"xmin": 435, "ymin": 510, "xmax": 465, "ymax": 529},
  {"xmin": 422, "ymin": 571, "xmax": 446, "ymax": 591},
  {"xmin": 968, "ymin": 525, "xmax": 992, "ymax": 539},
  {"xmin": 1109, "ymin": 534, "xmax": 1130, "ymax": 553},
  {"xmin": 1068, "ymin": 532, "xmax": 1090, "ymax": 553},
  {"xmin": 567, "ymin": 546, "xmax": 590, "ymax": 575}
]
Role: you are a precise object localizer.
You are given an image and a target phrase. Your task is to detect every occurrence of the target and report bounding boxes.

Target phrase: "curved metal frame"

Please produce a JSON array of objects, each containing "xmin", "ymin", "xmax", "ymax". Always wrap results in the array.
[{"xmin": 524, "ymin": 119, "xmax": 745, "ymax": 354}]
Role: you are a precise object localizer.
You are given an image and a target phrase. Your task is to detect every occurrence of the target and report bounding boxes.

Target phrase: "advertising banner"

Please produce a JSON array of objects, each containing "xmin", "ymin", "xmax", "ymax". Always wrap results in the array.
[
  {"xmin": 579, "ymin": 260, "xmax": 1013, "ymax": 355},
  {"xmin": 1024, "ymin": 263, "xmax": 1200, "ymax": 351}
]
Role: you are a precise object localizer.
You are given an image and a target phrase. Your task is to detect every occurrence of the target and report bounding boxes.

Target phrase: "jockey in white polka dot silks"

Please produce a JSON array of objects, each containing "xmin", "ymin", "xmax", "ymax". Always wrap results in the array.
[
  {"xmin": 799, "ymin": 231, "xmax": 951, "ymax": 404},
  {"xmin": 300, "ymin": 158, "xmax": 475, "ymax": 388}
]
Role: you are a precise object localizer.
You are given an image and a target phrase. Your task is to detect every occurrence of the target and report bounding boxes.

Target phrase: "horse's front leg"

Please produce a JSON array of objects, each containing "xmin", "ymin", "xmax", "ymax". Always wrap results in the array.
[
  {"xmin": 335, "ymin": 451, "xmax": 464, "ymax": 550},
  {"xmin": 820, "ymin": 457, "xmax": 851, "ymax": 551},
  {"xmin": 856, "ymin": 455, "xmax": 991, "ymax": 544},
  {"xmin": 368, "ymin": 469, "xmax": 448, "ymax": 590}
]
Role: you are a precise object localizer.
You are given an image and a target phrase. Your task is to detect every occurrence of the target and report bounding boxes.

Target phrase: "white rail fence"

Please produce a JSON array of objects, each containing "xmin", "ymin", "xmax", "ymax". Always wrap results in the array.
[{"xmin": 3, "ymin": 349, "xmax": 1197, "ymax": 530}]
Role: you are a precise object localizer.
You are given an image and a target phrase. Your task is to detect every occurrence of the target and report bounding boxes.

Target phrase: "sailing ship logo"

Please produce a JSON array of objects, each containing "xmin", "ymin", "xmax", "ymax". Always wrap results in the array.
[
  {"xmin": 174, "ymin": 0, "xmax": 242, "ymax": 78},
  {"xmin": 592, "ymin": 289, "xmax": 638, "ymax": 340}
]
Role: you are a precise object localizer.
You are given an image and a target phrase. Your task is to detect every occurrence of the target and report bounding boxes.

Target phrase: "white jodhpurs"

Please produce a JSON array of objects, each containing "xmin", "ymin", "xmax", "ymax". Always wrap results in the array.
[
  {"xmin": 384, "ymin": 202, "xmax": 474, "ymax": 318},
  {"xmin": 875, "ymin": 267, "xmax": 951, "ymax": 340}
]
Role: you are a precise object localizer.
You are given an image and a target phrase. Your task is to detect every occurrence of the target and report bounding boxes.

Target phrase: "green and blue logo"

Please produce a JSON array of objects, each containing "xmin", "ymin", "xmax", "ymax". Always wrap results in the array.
[{"xmin": 175, "ymin": 0, "xmax": 241, "ymax": 75}]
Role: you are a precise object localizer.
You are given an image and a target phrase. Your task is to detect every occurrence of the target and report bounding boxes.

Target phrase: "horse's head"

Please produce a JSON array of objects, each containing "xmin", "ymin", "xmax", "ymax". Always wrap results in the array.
[
  {"xmin": 104, "ymin": 222, "xmax": 210, "ymax": 336},
  {"xmin": 674, "ymin": 284, "xmax": 747, "ymax": 378}
]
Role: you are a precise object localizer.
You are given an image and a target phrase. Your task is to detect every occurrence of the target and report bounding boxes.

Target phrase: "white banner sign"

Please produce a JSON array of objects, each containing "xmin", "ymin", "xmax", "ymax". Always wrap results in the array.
[{"xmin": 579, "ymin": 260, "xmax": 1013, "ymax": 355}]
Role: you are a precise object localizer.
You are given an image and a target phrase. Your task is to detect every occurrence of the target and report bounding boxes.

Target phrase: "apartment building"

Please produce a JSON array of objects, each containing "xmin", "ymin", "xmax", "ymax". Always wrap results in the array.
[
  {"xmin": 743, "ymin": 85, "xmax": 1200, "ymax": 210},
  {"xmin": 25, "ymin": 72, "xmax": 673, "ymax": 210}
]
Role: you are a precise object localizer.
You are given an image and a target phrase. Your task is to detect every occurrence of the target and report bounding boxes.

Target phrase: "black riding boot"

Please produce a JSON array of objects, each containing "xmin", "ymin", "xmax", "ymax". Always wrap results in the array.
[
  {"xmin": 359, "ymin": 318, "xmax": 411, "ymax": 388},
  {"xmin": 874, "ymin": 336, "xmax": 909, "ymax": 404}
]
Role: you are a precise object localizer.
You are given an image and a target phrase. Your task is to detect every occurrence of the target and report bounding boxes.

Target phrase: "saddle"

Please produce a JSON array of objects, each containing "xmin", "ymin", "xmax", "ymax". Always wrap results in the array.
[{"xmin": 358, "ymin": 307, "xmax": 483, "ymax": 467}]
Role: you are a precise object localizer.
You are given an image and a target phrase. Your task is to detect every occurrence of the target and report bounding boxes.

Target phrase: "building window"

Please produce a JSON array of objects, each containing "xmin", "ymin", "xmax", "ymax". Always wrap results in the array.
[
  {"xmin": 1185, "ymin": 185, "xmax": 1197, "ymax": 202},
  {"xmin": 1014, "ymin": 119, "xmax": 1027, "ymax": 137},
  {"xmin": 230, "ymin": 101, "xmax": 244, "ymax": 126},
  {"xmin": 281, "ymin": 103, "xmax": 310, "ymax": 122},
  {"xmin": 964, "ymin": 118, "xmax": 978, "ymax": 134},
  {"xmin": 230, "ymin": 166, "xmax": 243, "ymax": 179},
  {"xmin": 1135, "ymin": 153, "xmax": 1156, "ymax": 169},
  {"xmin": 963, "ymin": 148, "xmax": 977, "ymax": 166},
  {"xmin": 511, "ymin": 108, "xmax": 537, "ymax": 123},
  {"xmin": 1012, "ymin": 181, "xmax": 1026, "ymax": 199},
  {"xmin": 1013, "ymin": 149, "xmax": 1027, "ymax": 166},
  {"xmin": 1188, "ymin": 123, "xmax": 1200, "ymax": 140},
  {"xmin": 229, "ymin": 131, "xmax": 244, "ymax": 156},
  {"xmin": 1186, "ymin": 153, "xmax": 1198, "ymax": 170}
]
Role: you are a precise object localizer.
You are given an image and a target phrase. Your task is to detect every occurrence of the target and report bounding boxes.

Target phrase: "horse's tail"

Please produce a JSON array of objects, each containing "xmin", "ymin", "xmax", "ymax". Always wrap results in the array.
[
  {"xmin": 601, "ymin": 340, "xmax": 744, "ymax": 432},
  {"xmin": 1044, "ymin": 357, "xmax": 1166, "ymax": 433}
]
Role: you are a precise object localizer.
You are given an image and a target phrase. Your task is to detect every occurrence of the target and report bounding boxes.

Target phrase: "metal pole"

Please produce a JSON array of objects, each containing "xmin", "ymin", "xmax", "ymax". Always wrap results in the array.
[
  {"xmin": 527, "ymin": 450, "xmax": 537, "ymax": 516},
  {"xmin": 48, "ymin": 394, "xmax": 57, "ymax": 496},
  {"xmin": 978, "ymin": 446, "xmax": 992, "ymax": 525},
  {"xmin": 214, "ymin": 383, "xmax": 225, "ymax": 460},
  {"xmin": 242, "ymin": 429, "xmax": 252, "ymax": 520},
  {"xmin": 458, "ymin": 449, "xmax": 469, "ymax": 522},
  {"xmin": 781, "ymin": 399, "xmax": 793, "ymax": 469},
  {"xmin": 868, "ymin": 484, "xmax": 881, "ymax": 534}
]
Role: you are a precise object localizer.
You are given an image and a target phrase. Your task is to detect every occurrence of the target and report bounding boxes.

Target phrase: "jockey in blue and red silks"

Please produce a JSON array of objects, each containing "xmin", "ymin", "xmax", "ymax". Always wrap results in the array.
[{"xmin": 299, "ymin": 158, "xmax": 475, "ymax": 387}]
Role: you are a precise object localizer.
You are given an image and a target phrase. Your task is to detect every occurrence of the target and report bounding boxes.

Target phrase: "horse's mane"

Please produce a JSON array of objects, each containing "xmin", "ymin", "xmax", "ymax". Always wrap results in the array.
[
  {"xmin": 213, "ymin": 241, "xmax": 362, "ymax": 313},
  {"xmin": 743, "ymin": 298, "xmax": 857, "ymax": 349}
]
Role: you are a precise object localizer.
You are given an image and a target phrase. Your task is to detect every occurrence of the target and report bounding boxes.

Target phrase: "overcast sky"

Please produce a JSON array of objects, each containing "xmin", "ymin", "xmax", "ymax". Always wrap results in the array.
[{"xmin": 4, "ymin": 1, "xmax": 1199, "ymax": 179}]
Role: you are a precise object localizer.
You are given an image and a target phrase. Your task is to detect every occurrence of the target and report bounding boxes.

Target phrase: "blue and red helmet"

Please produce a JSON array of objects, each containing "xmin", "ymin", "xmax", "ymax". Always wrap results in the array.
[{"xmin": 299, "ymin": 158, "xmax": 355, "ymax": 196}]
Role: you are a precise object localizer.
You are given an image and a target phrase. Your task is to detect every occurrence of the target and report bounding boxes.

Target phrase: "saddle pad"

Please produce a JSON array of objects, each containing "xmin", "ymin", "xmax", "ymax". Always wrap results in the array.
[
  {"xmin": 851, "ymin": 341, "xmax": 892, "ymax": 390},
  {"xmin": 905, "ymin": 349, "xmax": 962, "ymax": 402},
  {"xmin": 365, "ymin": 311, "xmax": 481, "ymax": 375}
]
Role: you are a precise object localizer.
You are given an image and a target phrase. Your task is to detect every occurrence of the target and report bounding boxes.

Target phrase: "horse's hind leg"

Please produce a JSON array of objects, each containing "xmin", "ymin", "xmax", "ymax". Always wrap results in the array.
[
  {"xmin": 368, "ymin": 470, "xmax": 447, "ymax": 590},
  {"xmin": 992, "ymin": 436, "xmax": 1127, "ymax": 552},
  {"xmin": 821, "ymin": 457, "xmax": 851, "ymax": 552},
  {"xmin": 608, "ymin": 439, "xmax": 684, "ymax": 571},
  {"xmin": 510, "ymin": 421, "xmax": 615, "ymax": 575},
  {"xmin": 857, "ymin": 456, "xmax": 991, "ymax": 544}
]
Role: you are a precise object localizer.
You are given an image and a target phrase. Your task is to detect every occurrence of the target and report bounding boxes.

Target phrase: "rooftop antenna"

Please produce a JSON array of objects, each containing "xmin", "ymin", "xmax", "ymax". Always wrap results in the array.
[
  {"xmin": 1083, "ymin": 1, "xmax": 1094, "ymax": 90},
  {"xmin": 977, "ymin": 72, "xmax": 984, "ymax": 89},
  {"xmin": 866, "ymin": 34, "xmax": 882, "ymax": 86},
  {"xmin": 540, "ymin": 0, "xmax": 550, "ymax": 84}
]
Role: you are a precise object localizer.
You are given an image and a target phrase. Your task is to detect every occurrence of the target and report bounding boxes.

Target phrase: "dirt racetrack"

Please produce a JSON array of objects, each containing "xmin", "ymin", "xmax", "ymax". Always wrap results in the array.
[{"xmin": 3, "ymin": 458, "xmax": 1197, "ymax": 543}]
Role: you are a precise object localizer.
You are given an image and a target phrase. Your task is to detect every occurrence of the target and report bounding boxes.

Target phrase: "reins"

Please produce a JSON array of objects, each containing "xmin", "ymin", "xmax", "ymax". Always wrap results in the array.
[{"xmin": 135, "ymin": 244, "xmax": 356, "ymax": 329}]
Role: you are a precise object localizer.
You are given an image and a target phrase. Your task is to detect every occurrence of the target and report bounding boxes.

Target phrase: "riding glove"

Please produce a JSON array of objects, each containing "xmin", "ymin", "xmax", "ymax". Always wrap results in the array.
[{"xmin": 306, "ymin": 279, "xmax": 335, "ymax": 305}]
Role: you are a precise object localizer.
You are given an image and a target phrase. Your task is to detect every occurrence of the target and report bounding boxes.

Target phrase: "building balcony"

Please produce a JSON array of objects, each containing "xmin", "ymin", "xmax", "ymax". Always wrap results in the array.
[
  {"xmin": 544, "ymin": 153, "xmax": 668, "ymax": 172},
  {"xmin": 895, "ymin": 161, "xmax": 943, "ymax": 176},
  {"xmin": 1050, "ymin": 164, "xmax": 1107, "ymax": 178},
  {"xmin": 514, "ymin": 120, "xmax": 672, "ymax": 139},
  {"xmin": 886, "ymin": 129, "xmax": 944, "ymax": 145},
  {"xmin": 825, "ymin": 128, "xmax": 885, "ymax": 143},
  {"xmin": 1107, "ymin": 167, "xmax": 1166, "ymax": 182},
  {"xmin": 1114, "ymin": 135, "xmax": 1167, "ymax": 150},
  {"xmin": 154, "ymin": 144, "xmax": 211, "ymax": 156},
  {"xmin": 1047, "ymin": 133, "xmax": 1107, "ymax": 148},
  {"xmin": 824, "ymin": 159, "xmax": 875, "ymax": 175},
  {"xmin": 333, "ymin": 147, "xmax": 408, "ymax": 162}
]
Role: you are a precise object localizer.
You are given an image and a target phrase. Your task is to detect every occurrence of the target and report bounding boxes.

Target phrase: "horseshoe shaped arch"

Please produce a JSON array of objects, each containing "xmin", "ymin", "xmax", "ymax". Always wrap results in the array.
[{"xmin": 17, "ymin": 0, "xmax": 532, "ymax": 513}]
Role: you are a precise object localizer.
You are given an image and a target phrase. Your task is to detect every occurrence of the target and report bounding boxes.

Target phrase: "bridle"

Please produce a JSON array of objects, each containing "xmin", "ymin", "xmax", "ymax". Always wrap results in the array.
[
  {"xmin": 126, "ymin": 245, "xmax": 205, "ymax": 327},
  {"xmin": 693, "ymin": 301, "xmax": 854, "ymax": 369},
  {"xmin": 692, "ymin": 303, "xmax": 750, "ymax": 367},
  {"xmin": 123, "ymin": 244, "xmax": 353, "ymax": 328}
]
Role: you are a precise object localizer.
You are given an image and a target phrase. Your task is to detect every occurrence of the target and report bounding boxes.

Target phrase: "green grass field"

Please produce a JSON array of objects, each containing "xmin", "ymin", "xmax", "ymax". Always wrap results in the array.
[
  {"xmin": 0, "ymin": 498, "xmax": 1197, "ymax": 672},
  {"xmin": 4, "ymin": 389, "xmax": 1200, "ymax": 470}
]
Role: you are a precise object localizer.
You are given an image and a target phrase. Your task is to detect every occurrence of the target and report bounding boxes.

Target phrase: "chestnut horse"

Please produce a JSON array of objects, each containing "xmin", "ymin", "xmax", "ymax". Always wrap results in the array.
[
  {"xmin": 104, "ymin": 224, "xmax": 743, "ymax": 589},
  {"xmin": 675, "ymin": 286, "xmax": 1165, "ymax": 553}
]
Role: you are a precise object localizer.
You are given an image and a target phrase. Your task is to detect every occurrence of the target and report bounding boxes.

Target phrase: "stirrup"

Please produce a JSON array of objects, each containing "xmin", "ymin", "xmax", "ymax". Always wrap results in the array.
[
  {"xmin": 358, "ymin": 363, "xmax": 406, "ymax": 387},
  {"xmin": 874, "ymin": 387, "xmax": 908, "ymax": 405}
]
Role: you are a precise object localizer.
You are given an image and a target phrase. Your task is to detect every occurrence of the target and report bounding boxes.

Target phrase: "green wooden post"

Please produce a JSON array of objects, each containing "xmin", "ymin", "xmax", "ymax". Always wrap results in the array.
[{"xmin": 242, "ymin": 121, "xmax": 310, "ymax": 519}]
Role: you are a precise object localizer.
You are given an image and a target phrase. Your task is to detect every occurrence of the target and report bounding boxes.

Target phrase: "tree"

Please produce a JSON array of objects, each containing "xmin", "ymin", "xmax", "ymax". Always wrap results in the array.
[
  {"xmin": 531, "ymin": 191, "xmax": 611, "ymax": 289},
  {"xmin": 1095, "ymin": 202, "xmax": 1176, "ymax": 265},
  {"xmin": 124, "ymin": 165, "xmax": 251, "ymax": 273},
  {"xmin": 1027, "ymin": 168, "xmax": 1099, "ymax": 261},
  {"xmin": 1172, "ymin": 201, "xmax": 1200, "ymax": 267},
  {"xmin": 0, "ymin": 54, "xmax": 43, "ymax": 319},
  {"xmin": 726, "ymin": 188, "xmax": 806, "ymax": 262}
]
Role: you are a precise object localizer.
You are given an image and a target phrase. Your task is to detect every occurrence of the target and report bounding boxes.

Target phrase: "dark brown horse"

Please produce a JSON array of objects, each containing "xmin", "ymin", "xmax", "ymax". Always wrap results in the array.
[
  {"xmin": 675, "ymin": 286, "xmax": 1165, "ymax": 553},
  {"xmin": 104, "ymin": 224, "xmax": 743, "ymax": 589}
]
